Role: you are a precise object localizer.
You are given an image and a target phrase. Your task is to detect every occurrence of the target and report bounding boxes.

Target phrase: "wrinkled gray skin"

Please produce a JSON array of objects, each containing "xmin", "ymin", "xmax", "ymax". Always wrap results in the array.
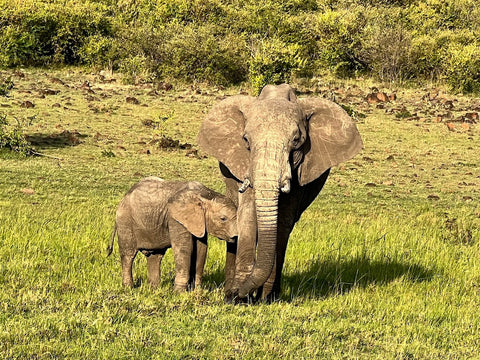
[
  {"xmin": 197, "ymin": 84, "xmax": 363, "ymax": 303},
  {"xmin": 107, "ymin": 177, "xmax": 237, "ymax": 291}
]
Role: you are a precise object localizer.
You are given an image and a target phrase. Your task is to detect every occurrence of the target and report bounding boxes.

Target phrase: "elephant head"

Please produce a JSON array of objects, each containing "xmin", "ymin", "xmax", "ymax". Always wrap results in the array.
[
  {"xmin": 169, "ymin": 185, "xmax": 238, "ymax": 242},
  {"xmin": 197, "ymin": 84, "xmax": 363, "ymax": 298}
]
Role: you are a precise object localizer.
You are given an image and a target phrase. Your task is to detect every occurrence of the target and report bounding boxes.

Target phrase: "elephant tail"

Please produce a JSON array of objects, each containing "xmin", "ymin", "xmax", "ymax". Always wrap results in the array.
[{"xmin": 107, "ymin": 223, "xmax": 117, "ymax": 257}]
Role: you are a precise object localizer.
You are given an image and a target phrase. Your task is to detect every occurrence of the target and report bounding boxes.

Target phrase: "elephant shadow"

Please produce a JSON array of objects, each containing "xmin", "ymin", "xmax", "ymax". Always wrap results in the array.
[
  {"xmin": 282, "ymin": 255, "xmax": 434, "ymax": 301},
  {"xmin": 203, "ymin": 255, "xmax": 434, "ymax": 301}
]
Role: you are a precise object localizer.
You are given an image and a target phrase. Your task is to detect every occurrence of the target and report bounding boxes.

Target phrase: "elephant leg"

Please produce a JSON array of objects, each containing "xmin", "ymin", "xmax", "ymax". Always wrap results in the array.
[
  {"xmin": 146, "ymin": 249, "xmax": 166, "ymax": 288},
  {"xmin": 224, "ymin": 241, "xmax": 237, "ymax": 296},
  {"xmin": 121, "ymin": 251, "xmax": 137, "ymax": 287},
  {"xmin": 191, "ymin": 237, "xmax": 208, "ymax": 290},
  {"xmin": 171, "ymin": 232, "xmax": 194, "ymax": 292},
  {"xmin": 260, "ymin": 224, "xmax": 292, "ymax": 302},
  {"xmin": 258, "ymin": 172, "xmax": 329, "ymax": 301}
]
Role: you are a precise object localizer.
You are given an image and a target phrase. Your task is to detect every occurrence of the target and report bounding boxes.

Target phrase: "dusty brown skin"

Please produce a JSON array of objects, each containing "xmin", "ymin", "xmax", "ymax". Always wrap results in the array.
[
  {"xmin": 108, "ymin": 177, "xmax": 237, "ymax": 291},
  {"xmin": 197, "ymin": 84, "xmax": 363, "ymax": 302}
]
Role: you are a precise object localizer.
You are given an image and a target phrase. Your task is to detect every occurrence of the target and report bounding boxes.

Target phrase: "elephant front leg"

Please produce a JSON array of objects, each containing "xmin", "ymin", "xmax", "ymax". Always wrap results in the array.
[
  {"xmin": 191, "ymin": 237, "xmax": 208, "ymax": 289},
  {"xmin": 170, "ymin": 225, "xmax": 194, "ymax": 292}
]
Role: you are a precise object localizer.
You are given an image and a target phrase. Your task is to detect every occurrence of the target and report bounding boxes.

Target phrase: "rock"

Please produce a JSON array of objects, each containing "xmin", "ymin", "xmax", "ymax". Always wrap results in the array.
[
  {"xmin": 366, "ymin": 92, "xmax": 390, "ymax": 104},
  {"xmin": 21, "ymin": 101, "xmax": 35, "ymax": 108},
  {"xmin": 21, "ymin": 188, "xmax": 35, "ymax": 195},
  {"xmin": 126, "ymin": 96, "xmax": 140, "ymax": 105}
]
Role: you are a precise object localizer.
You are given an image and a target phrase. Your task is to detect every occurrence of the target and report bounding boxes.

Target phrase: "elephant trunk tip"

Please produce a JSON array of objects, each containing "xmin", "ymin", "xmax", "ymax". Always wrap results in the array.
[{"xmin": 238, "ymin": 277, "xmax": 260, "ymax": 299}]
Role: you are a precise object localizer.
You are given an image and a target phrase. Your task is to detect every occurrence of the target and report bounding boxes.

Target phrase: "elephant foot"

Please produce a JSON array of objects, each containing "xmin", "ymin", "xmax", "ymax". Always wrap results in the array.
[
  {"xmin": 224, "ymin": 289, "xmax": 255, "ymax": 305},
  {"xmin": 223, "ymin": 289, "xmax": 237, "ymax": 304},
  {"xmin": 173, "ymin": 283, "xmax": 188, "ymax": 293},
  {"xmin": 260, "ymin": 290, "xmax": 281, "ymax": 304}
]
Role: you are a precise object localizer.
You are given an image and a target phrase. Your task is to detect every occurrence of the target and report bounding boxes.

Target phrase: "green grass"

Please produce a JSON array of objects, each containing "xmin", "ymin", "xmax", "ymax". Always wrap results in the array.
[{"xmin": 1, "ymin": 69, "xmax": 479, "ymax": 359}]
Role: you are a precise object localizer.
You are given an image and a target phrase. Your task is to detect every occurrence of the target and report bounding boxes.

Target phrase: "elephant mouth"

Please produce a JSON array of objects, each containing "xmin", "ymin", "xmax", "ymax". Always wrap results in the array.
[{"xmin": 226, "ymin": 236, "xmax": 237, "ymax": 244}]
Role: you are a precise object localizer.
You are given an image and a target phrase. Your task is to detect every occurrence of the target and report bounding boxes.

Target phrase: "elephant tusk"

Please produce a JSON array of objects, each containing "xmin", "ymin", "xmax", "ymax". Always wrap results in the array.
[
  {"xmin": 281, "ymin": 180, "xmax": 291, "ymax": 194},
  {"xmin": 238, "ymin": 178, "xmax": 251, "ymax": 193}
]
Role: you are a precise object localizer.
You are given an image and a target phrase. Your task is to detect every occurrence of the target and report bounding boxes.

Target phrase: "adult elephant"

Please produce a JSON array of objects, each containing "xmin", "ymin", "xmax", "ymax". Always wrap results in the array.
[{"xmin": 197, "ymin": 84, "xmax": 363, "ymax": 302}]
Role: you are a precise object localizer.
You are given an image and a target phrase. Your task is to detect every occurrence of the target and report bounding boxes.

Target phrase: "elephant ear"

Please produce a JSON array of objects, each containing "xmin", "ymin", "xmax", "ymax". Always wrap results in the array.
[
  {"xmin": 197, "ymin": 95, "xmax": 254, "ymax": 181},
  {"xmin": 169, "ymin": 192, "xmax": 206, "ymax": 238},
  {"xmin": 298, "ymin": 98, "xmax": 363, "ymax": 186}
]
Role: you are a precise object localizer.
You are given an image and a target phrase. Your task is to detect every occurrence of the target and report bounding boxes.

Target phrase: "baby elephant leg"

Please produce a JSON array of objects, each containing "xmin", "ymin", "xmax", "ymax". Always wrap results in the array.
[
  {"xmin": 146, "ymin": 249, "xmax": 166, "ymax": 287},
  {"xmin": 191, "ymin": 238, "xmax": 208, "ymax": 289},
  {"xmin": 171, "ymin": 233, "xmax": 194, "ymax": 292},
  {"xmin": 121, "ymin": 251, "xmax": 137, "ymax": 287}
]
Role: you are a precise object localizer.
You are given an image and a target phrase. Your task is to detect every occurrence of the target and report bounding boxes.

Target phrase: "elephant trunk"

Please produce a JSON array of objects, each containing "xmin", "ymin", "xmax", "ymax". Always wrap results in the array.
[
  {"xmin": 238, "ymin": 178, "xmax": 280, "ymax": 297},
  {"xmin": 237, "ymin": 140, "xmax": 289, "ymax": 298}
]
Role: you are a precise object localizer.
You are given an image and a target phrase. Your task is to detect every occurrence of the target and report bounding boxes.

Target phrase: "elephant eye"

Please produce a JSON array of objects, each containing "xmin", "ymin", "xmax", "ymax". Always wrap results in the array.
[
  {"xmin": 220, "ymin": 215, "xmax": 228, "ymax": 222},
  {"xmin": 292, "ymin": 134, "xmax": 302, "ymax": 149}
]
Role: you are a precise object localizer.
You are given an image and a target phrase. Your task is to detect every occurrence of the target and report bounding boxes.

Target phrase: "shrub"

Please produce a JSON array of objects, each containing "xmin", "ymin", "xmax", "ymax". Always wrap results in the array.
[
  {"xmin": 312, "ymin": 8, "xmax": 367, "ymax": 78},
  {"xmin": 248, "ymin": 37, "xmax": 307, "ymax": 94},
  {"xmin": 445, "ymin": 42, "xmax": 480, "ymax": 93},
  {"xmin": 357, "ymin": 7, "xmax": 413, "ymax": 82},
  {"xmin": 118, "ymin": 23, "xmax": 248, "ymax": 85},
  {"xmin": 0, "ymin": 1, "xmax": 113, "ymax": 67},
  {"xmin": 0, "ymin": 115, "xmax": 33, "ymax": 155}
]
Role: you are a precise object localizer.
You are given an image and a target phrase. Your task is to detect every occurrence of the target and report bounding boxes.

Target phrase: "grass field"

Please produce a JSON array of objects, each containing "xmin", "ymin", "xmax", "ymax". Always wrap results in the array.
[{"xmin": 1, "ymin": 68, "xmax": 479, "ymax": 359}]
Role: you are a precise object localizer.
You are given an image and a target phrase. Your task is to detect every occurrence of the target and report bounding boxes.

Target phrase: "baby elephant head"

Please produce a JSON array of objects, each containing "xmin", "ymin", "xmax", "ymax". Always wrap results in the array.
[{"xmin": 169, "ymin": 184, "xmax": 237, "ymax": 242}]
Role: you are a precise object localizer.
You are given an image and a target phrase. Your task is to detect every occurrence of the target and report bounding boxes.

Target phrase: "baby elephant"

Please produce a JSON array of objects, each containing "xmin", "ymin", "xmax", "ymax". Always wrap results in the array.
[{"xmin": 108, "ymin": 177, "xmax": 237, "ymax": 291}]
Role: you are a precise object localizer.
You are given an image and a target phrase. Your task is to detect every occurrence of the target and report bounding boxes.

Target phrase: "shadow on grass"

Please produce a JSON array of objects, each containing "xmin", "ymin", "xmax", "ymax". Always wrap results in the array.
[
  {"xmin": 202, "ymin": 255, "xmax": 435, "ymax": 301},
  {"xmin": 282, "ymin": 256, "xmax": 434, "ymax": 300},
  {"xmin": 27, "ymin": 130, "xmax": 88, "ymax": 149}
]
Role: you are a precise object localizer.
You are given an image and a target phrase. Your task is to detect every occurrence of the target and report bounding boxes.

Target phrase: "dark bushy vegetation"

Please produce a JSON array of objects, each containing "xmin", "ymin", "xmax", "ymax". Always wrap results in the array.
[{"xmin": 1, "ymin": 0, "xmax": 479, "ymax": 92}]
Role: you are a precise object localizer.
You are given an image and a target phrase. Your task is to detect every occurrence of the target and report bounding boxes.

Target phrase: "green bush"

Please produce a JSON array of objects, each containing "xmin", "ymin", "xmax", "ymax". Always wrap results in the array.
[
  {"xmin": 445, "ymin": 42, "xmax": 480, "ymax": 93},
  {"xmin": 0, "ymin": 115, "xmax": 33, "ymax": 156},
  {"xmin": 0, "ymin": 1, "xmax": 113, "ymax": 67},
  {"xmin": 1, "ymin": 0, "xmax": 480, "ymax": 91},
  {"xmin": 312, "ymin": 8, "xmax": 367, "ymax": 78},
  {"xmin": 248, "ymin": 38, "xmax": 307, "ymax": 94},
  {"xmin": 358, "ymin": 7, "xmax": 412, "ymax": 81},
  {"xmin": 117, "ymin": 22, "xmax": 247, "ymax": 85}
]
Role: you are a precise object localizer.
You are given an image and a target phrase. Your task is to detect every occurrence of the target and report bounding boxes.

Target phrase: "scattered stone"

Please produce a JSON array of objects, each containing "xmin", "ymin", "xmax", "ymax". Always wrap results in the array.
[
  {"xmin": 366, "ymin": 92, "xmax": 390, "ymax": 104},
  {"xmin": 21, "ymin": 188, "xmax": 35, "ymax": 195},
  {"xmin": 151, "ymin": 136, "xmax": 192, "ymax": 150},
  {"xmin": 49, "ymin": 77, "xmax": 65, "ymax": 85},
  {"xmin": 464, "ymin": 112, "xmax": 478, "ymax": 123},
  {"xmin": 80, "ymin": 80, "xmax": 91, "ymax": 90},
  {"xmin": 41, "ymin": 89, "xmax": 60, "ymax": 96},
  {"xmin": 427, "ymin": 194, "xmax": 440, "ymax": 200},
  {"xmin": 446, "ymin": 123, "xmax": 455, "ymax": 131},
  {"xmin": 157, "ymin": 82, "xmax": 173, "ymax": 91},
  {"xmin": 126, "ymin": 96, "xmax": 140, "ymax": 105},
  {"xmin": 21, "ymin": 100, "xmax": 35, "ymax": 108}
]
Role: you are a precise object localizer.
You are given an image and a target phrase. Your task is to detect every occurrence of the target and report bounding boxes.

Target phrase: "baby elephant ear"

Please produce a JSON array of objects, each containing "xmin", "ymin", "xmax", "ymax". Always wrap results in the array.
[
  {"xmin": 169, "ymin": 194, "xmax": 206, "ymax": 238},
  {"xmin": 197, "ymin": 95, "xmax": 253, "ymax": 181},
  {"xmin": 298, "ymin": 98, "xmax": 363, "ymax": 186}
]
